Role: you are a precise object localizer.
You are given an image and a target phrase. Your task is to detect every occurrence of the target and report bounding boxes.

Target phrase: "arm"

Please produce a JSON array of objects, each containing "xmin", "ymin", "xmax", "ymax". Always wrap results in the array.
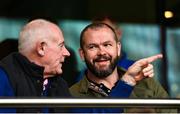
[
  {"xmin": 121, "ymin": 54, "xmax": 163, "ymax": 86},
  {"xmin": 0, "ymin": 67, "xmax": 14, "ymax": 96},
  {"xmin": 0, "ymin": 67, "xmax": 16, "ymax": 113},
  {"xmin": 110, "ymin": 54, "xmax": 163, "ymax": 98}
]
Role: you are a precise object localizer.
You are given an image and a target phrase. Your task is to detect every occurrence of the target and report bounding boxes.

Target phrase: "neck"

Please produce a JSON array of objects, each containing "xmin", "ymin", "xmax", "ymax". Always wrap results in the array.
[{"xmin": 87, "ymin": 67, "xmax": 119, "ymax": 89}]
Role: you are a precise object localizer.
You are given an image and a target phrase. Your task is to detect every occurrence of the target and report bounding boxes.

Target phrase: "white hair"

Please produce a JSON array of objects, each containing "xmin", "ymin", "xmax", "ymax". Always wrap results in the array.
[{"xmin": 18, "ymin": 19, "xmax": 58, "ymax": 55}]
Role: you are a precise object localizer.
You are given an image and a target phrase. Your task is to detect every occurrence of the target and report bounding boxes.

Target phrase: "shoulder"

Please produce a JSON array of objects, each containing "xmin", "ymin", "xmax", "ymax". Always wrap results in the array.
[
  {"xmin": 0, "ymin": 52, "xmax": 18, "ymax": 63},
  {"xmin": 69, "ymin": 76, "xmax": 89, "ymax": 97},
  {"xmin": 69, "ymin": 80, "xmax": 83, "ymax": 97},
  {"xmin": 0, "ymin": 52, "xmax": 21, "ymax": 73}
]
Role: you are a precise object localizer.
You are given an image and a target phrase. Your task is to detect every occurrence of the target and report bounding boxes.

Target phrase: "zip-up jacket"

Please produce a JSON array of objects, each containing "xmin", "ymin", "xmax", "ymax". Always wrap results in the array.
[{"xmin": 0, "ymin": 52, "xmax": 71, "ymax": 113}]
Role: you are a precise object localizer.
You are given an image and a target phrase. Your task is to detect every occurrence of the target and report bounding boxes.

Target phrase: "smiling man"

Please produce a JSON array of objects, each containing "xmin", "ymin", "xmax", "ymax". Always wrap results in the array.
[{"xmin": 70, "ymin": 23, "xmax": 176, "ymax": 113}]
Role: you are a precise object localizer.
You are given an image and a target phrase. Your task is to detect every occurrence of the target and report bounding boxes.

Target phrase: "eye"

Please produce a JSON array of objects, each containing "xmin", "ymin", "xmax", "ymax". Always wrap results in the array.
[
  {"xmin": 88, "ymin": 45, "xmax": 95, "ymax": 49},
  {"xmin": 104, "ymin": 43, "xmax": 112, "ymax": 47},
  {"xmin": 87, "ymin": 44, "xmax": 97, "ymax": 50},
  {"xmin": 58, "ymin": 43, "xmax": 64, "ymax": 48},
  {"xmin": 58, "ymin": 44, "xmax": 63, "ymax": 47},
  {"xmin": 58, "ymin": 43, "xmax": 65, "ymax": 50}
]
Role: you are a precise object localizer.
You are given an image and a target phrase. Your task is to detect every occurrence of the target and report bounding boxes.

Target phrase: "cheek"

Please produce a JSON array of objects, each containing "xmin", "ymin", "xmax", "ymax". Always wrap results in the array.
[
  {"xmin": 51, "ymin": 58, "xmax": 61, "ymax": 70},
  {"xmin": 47, "ymin": 52, "xmax": 61, "ymax": 64},
  {"xmin": 85, "ymin": 52, "xmax": 96, "ymax": 60},
  {"xmin": 111, "ymin": 48, "xmax": 119, "ymax": 55},
  {"xmin": 52, "ymin": 50, "xmax": 62, "ymax": 58}
]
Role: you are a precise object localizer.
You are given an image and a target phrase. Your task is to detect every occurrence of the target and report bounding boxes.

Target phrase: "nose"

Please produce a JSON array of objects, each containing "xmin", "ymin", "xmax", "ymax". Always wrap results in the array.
[
  {"xmin": 63, "ymin": 47, "xmax": 70, "ymax": 57},
  {"xmin": 97, "ymin": 46, "xmax": 106, "ymax": 55}
]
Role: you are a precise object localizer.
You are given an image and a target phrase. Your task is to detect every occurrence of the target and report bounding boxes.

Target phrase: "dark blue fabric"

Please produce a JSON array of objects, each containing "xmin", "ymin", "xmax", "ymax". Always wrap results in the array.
[
  {"xmin": 0, "ymin": 68, "xmax": 50, "ymax": 113},
  {"xmin": 109, "ymin": 80, "xmax": 133, "ymax": 97},
  {"xmin": 117, "ymin": 52, "xmax": 135, "ymax": 70},
  {"xmin": 71, "ymin": 107, "xmax": 123, "ymax": 113},
  {"xmin": 0, "ymin": 68, "xmax": 14, "ymax": 96},
  {"xmin": 0, "ymin": 68, "xmax": 16, "ymax": 113},
  {"xmin": 71, "ymin": 80, "xmax": 133, "ymax": 113}
]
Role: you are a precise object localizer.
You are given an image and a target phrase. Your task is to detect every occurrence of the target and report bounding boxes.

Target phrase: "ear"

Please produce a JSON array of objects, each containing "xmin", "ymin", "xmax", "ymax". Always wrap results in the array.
[
  {"xmin": 37, "ymin": 42, "xmax": 46, "ymax": 57},
  {"xmin": 117, "ymin": 42, "xmax": 121, "ymax": 57},
  {"xmin": 79, "ymin": 48, "xmax": 85, "ymax": 61}
]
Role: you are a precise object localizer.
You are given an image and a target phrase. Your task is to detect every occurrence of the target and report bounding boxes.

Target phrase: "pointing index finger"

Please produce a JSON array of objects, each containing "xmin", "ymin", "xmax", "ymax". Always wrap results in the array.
[{"xmin": 146, "ymin": 54, "xmax": 163, "ymax": 63}]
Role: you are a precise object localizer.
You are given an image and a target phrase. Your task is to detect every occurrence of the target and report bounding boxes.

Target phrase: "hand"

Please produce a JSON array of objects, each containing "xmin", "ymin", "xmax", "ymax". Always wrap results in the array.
[{"xmin": 121, "ymin": 54, "xmax": 163, "ymax": 86}]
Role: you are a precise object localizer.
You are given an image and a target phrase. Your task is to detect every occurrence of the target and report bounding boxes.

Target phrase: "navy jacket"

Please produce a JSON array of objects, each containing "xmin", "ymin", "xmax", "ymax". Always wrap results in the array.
[{"xmin": 0, "ymin": 52, "xmax": 71, "ymax": 113}]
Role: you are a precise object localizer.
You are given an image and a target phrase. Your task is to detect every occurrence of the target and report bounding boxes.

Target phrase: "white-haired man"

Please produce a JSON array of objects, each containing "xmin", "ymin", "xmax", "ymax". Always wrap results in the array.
[{"xmin": 0, "ymin": 19, "xmax": 70, "ymax": 113}]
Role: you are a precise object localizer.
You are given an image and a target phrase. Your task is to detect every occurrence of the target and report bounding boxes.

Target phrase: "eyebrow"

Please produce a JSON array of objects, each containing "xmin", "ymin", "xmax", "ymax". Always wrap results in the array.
[{"xmin": 103, "ymin": 41, "xmax": 113, "ymax": 44}]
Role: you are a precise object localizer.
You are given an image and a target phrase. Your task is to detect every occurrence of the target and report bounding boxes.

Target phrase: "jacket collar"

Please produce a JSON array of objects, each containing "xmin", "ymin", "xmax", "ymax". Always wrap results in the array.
[{"xmin": 13, "ymin": 52, "xmax": 44, "ymax": 78}]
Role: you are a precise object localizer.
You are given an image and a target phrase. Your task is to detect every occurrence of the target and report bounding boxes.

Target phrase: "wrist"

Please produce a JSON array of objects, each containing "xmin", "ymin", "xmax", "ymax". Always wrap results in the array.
[{"xmin": 121, "ymin": 74, "xmax": 136, "ymax": 86}]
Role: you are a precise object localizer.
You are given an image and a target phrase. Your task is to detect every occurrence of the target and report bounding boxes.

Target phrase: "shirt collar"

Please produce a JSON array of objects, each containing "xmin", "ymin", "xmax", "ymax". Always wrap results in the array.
[{"xmin": 78, "ymin": 67, "xmax": 126, "ymax": 94}]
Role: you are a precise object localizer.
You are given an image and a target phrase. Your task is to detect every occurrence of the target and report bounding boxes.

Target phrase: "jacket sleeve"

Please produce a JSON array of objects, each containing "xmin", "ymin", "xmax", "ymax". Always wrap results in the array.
[
  {"xmin": 0, "ymin": 67, "xmax": 14, "ymax": 96},
  {"xmin": 125, "ymin": 77, "xmax": 178, "ymax": 113},
  {"xmin": 0, "ymin": 67, "xmax": 16, "ymax": 113}
]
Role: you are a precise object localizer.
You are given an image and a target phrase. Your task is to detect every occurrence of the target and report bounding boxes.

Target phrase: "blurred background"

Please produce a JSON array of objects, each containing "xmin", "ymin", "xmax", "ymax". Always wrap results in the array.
[{"xmin": 0, "ymin": 0, "xmax": 179, "ymax": 97}]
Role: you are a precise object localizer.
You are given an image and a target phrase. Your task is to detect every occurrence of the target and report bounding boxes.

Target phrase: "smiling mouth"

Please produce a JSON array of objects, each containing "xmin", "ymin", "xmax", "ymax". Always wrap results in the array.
[{"xmin": 95, "ymin": 60, "xmax": 109, "ymax": 66}]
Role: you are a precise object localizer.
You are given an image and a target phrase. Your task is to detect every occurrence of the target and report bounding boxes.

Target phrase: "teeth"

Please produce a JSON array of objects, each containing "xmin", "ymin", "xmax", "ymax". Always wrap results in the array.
[{"xmin": 100, "ymin": 59, "xmax": 106, "ymax": 61}]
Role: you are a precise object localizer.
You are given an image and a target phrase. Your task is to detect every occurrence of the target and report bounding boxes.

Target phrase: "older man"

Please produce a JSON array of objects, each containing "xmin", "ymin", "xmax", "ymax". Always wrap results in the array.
[{"xmin": 0, "ymin": 19, "xmax": 70, "ymax": 112}]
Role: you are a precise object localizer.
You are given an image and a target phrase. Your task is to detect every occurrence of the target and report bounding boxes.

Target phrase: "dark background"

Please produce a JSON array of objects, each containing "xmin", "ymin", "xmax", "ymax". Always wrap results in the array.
[{"xmin": 0, "ymin": 0, "xmax": 180, "ymax": 26}]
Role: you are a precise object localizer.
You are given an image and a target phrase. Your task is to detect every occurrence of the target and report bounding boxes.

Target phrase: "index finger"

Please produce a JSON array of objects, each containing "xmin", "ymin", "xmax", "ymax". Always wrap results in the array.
[{"xmin": 146, "ymin": 54, "xmax": 163, "ymax": 63}]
